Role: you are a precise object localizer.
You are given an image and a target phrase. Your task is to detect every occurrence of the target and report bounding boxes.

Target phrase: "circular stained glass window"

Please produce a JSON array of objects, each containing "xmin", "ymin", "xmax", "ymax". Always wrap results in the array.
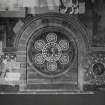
[{"xmin": 28, "ymin": 27, "xmax": 77, "ymax": 77}]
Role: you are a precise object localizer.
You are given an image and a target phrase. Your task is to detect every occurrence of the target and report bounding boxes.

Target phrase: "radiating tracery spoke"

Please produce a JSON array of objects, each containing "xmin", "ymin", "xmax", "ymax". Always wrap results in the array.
[
  {"xmin": 59, "ymin": 54, "xmax": 70, "ymax": 64},
  {"xmin": 34, "ymin": 40, "xmax": 45, "ymax": 51},
  {"xmin": 46, "ymin": 33, "xmax": 57, "ymax": 43},
  {"xmin": 47, "ymin": 62, "xmax": 57, "ymax": 71},
  {"xmin": 34, "ymin": 53, "xmax": 45, "ymax": 64},
  {"xmin": 59, "ymin": 39, "xmax": 69, "ymax": 51}
]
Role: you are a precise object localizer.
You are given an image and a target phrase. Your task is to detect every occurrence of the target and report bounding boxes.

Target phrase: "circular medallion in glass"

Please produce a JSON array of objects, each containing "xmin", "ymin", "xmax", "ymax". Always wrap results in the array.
[
  {"xmin": 59, "ymin": 40, "xmax": 69, "ymax": 51},
  {"xmin": 59, "ymin": 54, "xmax": 69, "ymax": 64},
  {"xmin": 47, "ymin": 62, "xmax": 57, "ymax": 71},
  {"xmin": 42, "ymin": 42, "xmax": 62, "ymax": 62},
  {"xmin": 34, "ymin": 40, "xmax": 45, "ymax": 51},
  {"xmin": 46, "ymin": 33, "xmax": 57, "ymax": 43},
  {"xmin": 34, "ymin": 53, "xmax": 45, "ymax": 64}
]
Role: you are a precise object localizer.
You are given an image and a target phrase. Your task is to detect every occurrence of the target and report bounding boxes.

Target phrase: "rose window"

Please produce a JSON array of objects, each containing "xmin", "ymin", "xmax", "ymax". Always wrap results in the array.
[{"xmin": 28, "ymin": 30, "xmax": 76, "ymax": 77}]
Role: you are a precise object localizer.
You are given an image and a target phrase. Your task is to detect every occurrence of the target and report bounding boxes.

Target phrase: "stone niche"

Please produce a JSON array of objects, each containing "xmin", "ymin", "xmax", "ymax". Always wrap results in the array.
[{"xmin": 14, "ymin": 13, "xmax": 89, "ymax": 93}]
